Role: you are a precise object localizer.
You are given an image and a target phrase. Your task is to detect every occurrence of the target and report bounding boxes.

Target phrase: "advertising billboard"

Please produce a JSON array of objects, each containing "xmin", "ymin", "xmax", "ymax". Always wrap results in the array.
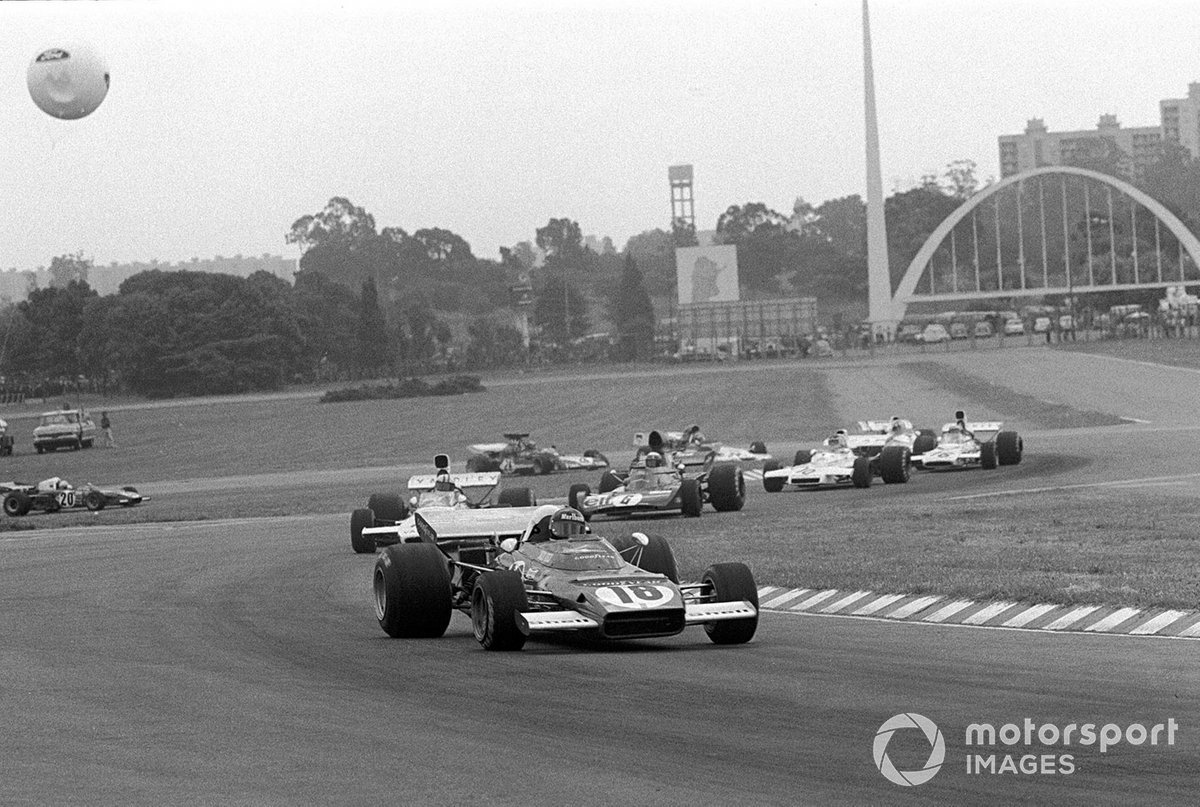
[{"xmin": 675, "ymin": 244, "xmax": 739, "ymax": 305}]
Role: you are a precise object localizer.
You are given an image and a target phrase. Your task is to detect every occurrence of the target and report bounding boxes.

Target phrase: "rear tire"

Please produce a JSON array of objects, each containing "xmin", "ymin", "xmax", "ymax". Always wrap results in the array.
[
  {"xmin": 3, "ymin": 492, "xmax": 30, "ymax": 517},
  {"xmin": 373, "ymin": 543, "xmax": 453, "ymax": 638},
  {"xmin": 598, "ymin": 469, "xmax": 623, "ymax": 493},
  {"xmin": 351, "ymin": 507, "xmax": 376, "ymax": 553},
  {"xmin": 497, "ymin": 487, "xmax": 536, "ymax": 508},
  {"xmin": 997, "ymin": 431, "xmax": 1023, "ymax": 465},
  {"xmin": 568, "ymin": 483, "xmax": 591, "ymax": 512},
  {"xmin": 702, "ymin": 562, "xmax": 759, "ymax": 645},
  {"xmin": 471, "ymin": 572, "xmax": 529, "ymax": 651},
  {"xmin": 762, "ymin": 458, "xmax": 785, "ymax": 493},
  {"xmin": 851, "ymin": 456, "xmax": 873, "ymax": 488},
  {"xmin": 749, "ymin": 440, "xmax": 768, "ymax": 455},
  {"xmin": 367, "ymin": 493, "xmax": 408, "ymax": 523},
  {"xmin": 878, "ymin": 445, "xmax": 911, "ymax": 484},
  {"xmin": 706, "ymin": 463, "xmax": 745, "ymax": 512},
  {"xmin": 609, "ymin": 533, "xmax": 679, "ymax": 583},
  {"xmin": 680, "ymin": 478, "xmax": 703, "ymax": 517}
]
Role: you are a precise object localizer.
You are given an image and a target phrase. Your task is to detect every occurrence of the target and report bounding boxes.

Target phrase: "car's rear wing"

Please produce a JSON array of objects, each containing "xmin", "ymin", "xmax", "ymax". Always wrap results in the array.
[
  {"xmin": 469, "ymin": 442, "xmax": 510, "ymax": 454},
  {"xmin": 857, "ymin": 419, "xmax": 913, "ymax": 433},
  {"xmin": 941, "ymin": 421, "xmax": 1003, "ymax": 439},
  {"xmin": 845, "ymin": 434, "xmax": 888, "ymax": 450},
  {"xmin": 407, "ymin": 472, "xmax": 501, "ymax": 491},
  {"xmin": 414, "ymin": 507, "xmax": 541, "ymax": 543}
]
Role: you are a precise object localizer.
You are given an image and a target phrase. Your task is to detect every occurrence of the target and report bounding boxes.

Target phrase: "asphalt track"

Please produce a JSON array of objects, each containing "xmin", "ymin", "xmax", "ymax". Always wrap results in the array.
[{"xmin": 5, "ymin": 349, "xmax": 1200, "ymax": 805}]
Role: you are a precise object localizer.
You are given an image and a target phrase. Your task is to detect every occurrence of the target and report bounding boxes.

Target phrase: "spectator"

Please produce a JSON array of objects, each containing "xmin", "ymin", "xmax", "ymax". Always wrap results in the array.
[{"xmin": 100, "ymin": 411, "xmax": 116, "ymax": 448}]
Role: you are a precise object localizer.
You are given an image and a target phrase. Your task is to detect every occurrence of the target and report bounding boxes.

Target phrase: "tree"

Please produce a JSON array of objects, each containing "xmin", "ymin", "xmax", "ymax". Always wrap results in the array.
[
  {"xmin": 356, "ymin": 277, "xmax": 390, "ymax": 377},
  {"xmin": 536, "ymin": 218, "xmax": 584, "ymax": 260},
  {"xmin": 286, "ymin": 196, "xmax": 377, "ymax": 251},
  {"xmin": 533, "ymin": 275, "xmax": 589, "ymax": 345},
  {"xmin": 715, "ymin": 202, "xmax": 791, "ymax": 244},
  {"xmin": 624, "ymin": 229, "xmax": 678, "ymax": 297},
  {"xmin": 814, "ymin": 195, "xmax": 867, "ymax": 258},
  {"xmin": 610, "ymin": 254, "xmax": 656, "ymax": 361},
  {"xmin": 464, "ymin": 313, "xmax": 525, "ymax": 369},
  {"xmin": 47, "ymin": 252, "xmax": 91, "ymax": 289},
  {"xmin": 942, "ymin": 159, "xmax": 981, "ymax": 200}
]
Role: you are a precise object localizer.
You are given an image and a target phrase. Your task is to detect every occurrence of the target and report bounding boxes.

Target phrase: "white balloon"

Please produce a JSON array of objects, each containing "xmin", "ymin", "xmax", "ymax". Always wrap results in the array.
[{"xmin": 27, "ymin": 43, "xmax": 110, "ymax": 120}]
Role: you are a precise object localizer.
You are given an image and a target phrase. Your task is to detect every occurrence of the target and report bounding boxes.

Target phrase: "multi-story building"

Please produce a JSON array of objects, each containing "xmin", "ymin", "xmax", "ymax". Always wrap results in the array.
[{"xmin": 999, "ymin": 82, "xmax": 1200, "ymax": 178}]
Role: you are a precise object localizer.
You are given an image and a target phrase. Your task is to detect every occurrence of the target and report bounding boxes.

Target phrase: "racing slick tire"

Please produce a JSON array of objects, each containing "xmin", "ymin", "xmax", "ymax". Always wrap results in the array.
[
  {"xmin": 761, "ymin": 459, "xmax": 785, "ymax": 493},
  {"xmin": 701, "ymin": 562, "xmax": 759, "ymax": 645},
  {"xmin": 367, "ymin": 493, "xmax": 408, "ymax": 524},
  {"xmin": 598, "ymin": 469, "xmax": 623, "ymax": 494},
  {"xmin": 533, "ymin": 456, "xmax": 556, "ymax": 475},
  {"xmin": 609, "ymin": 533, "xmax": 680, "ymax": 583},
  {"xmin": 373, "ymin": 543, "xmax": 453, "ymax": 639},
  {"xmin": 707, "ymin": 463, "xmax": 745, "ymax": 512},
  {"xmin": 981, "ymin": 441, "xmax": 998, "ymax": 470},
  {"xmin": 912, "ymin": 430, "xmax": 938, "ymax": 456},
  {"xmin": 3, "ymin": 491, "xmax": 30, "ymax": 517},
  {"xmin": 851, "ymin": 456, "xmax": 873, "ymax": 488},
  {"xmin": 997, "ymin": 430, "xmax": 1023, "ymax": 465},
  {"xmin": 497, "ymin": 487, "xmax": 536, "ymax": 508},
  {"xmin": 749, "ymin": 440, "xmax": 768, "ymax": 455},
  {"xmin": 878, "ymin": 445, "xmax": 911, "ymax": 484},
  {"xmin": 466, "ymin": 455, "xmax": 500, "ymax": 473},
  {"xmin": 351, "ymin": 507, "xmax": 376, "ymax": 554},
  {"xmin": 793, "ymin": 449, "xmax": 813, "ymax": 466},
  {"xmin": 83, "ymin": 490, "xmax": 106, "ymax": 511},
  {"xmin": 119, "ymin": 486, "xmax": 141, "ymax": 506},
  {"xmin": 471, "ymin": 571, "xmax": 529, "ymax": 651},
  {"xmin": 583, "ymin": 449, "xmax": 610, "ymax": 466},
  {"xmin": 680, "ymin": 478, "xmax": 703, "ymax": 517},
  {"xmin": 568, "ymin": 483, "xmax": 591, "ymax": 513}
]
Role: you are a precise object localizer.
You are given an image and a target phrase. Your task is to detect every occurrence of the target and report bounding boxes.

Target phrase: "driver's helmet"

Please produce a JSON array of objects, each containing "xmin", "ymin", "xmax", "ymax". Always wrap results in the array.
[
  {"xmin": 942, "ymin": 426, "xmax": 964, "ymax": 443},
  {"xmin": 890, "ymin": 417, "xmax": 905, "ymax": 433},
  {"xmin": 644, "ymin": 451, "xmax": 664, "ymax": 469},
  {"xmin": 433, "ymin": 470, "xmax": 456, "ymax": 492},
  {"xmin": 824, "ymin": 430, "xmax": 848, "ymax": 448},
  {"xmin": 548, "ymin": 507, "xmax": 589, "ymax": 540}
]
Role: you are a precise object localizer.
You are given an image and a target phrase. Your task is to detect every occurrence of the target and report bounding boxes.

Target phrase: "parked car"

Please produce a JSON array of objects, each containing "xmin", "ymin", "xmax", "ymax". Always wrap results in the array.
[
  {"xmin": 920, "ymin": 324, "xmax": 951, "ymax": 343},
  {"xmin": 949, "ymin": 322, "xmax": 970, "ymax": 340},
  {"xmin": 1003, "ymin": 318, "xmax": 1026, "ymax": 336},
  {"xmin": 1058, "ymin": 314, "xmax": 1075, "ymax": 331},
  {"xmin": 1033, "ymin": 316, "xmax": 1052, "ymax": 333},
  {"xmin": 33, "ymin": 409, "xmax": 96, "ymax": 453},
  {"xmin": 973, "ymin": 321, "xmax": 994, "ymax": 338}
]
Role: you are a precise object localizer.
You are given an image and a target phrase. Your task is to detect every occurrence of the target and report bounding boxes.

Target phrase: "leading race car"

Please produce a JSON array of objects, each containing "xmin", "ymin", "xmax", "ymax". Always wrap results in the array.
[
  {"xmin": 1, "ymin": 476, "xmax": 148, "ymax": 516},
  {"xmin": 761, "ymin": 422, "xmax": 915, "ymax": 491},
  {"xmin": 464, "ymin": 432, "xmax": 609, "ymax": 475},
  {"xmin": 911, "ymin": 411, "xmax": 1024, "ymax": 471},
  {"xmin": 567, "ymin": 444, "xmax": 746, "ymax": 519},
  {"xmin": 350, "ymin": 454, "xmax": 536, "ymax": 553},
  {"xmin": 371, "ymin": 503, "xmax": 759, "ymax": 650}
]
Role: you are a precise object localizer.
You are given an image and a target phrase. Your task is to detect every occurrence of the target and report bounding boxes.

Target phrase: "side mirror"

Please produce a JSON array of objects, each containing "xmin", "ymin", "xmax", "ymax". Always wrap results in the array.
[
  {"xmin": 954, "ymin": 410, "xmax": 965, "ymax": 421},
  {"xmin": 499, "ymin": 537, "xmax": 519, "ymax": 553},
  {"xmin": 633, "ymin": 432, "xmax": 646, "ymax": 446},
  {"xmin": 434, "ymin": 453, "xmax": 450, "ymax": 470},
  {"xmin": 630, "ymin": 532, "xmax": 650, "ymax": 547},
  {"xmin": 409, "ymin": 496, "xmax": 419, "ymax": 507}
]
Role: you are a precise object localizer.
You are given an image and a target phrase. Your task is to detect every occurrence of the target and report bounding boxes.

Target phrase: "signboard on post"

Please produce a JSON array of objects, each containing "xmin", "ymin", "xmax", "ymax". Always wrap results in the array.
[{"xmin": 675, "ymin": 244, "xmax": 739, "ymax": 305}]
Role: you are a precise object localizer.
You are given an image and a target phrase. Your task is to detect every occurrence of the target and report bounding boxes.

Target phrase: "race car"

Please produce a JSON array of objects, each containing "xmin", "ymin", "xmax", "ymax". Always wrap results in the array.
[
  {"xmin": 567, "ymin": 442, "xmax": 745, "ymax": 519},
  {"xmin": 371, "ymin": 503, "xmax": 759, "ymax": 650},
  {"xmin": 633, "ymin": 425, "xmax": 769, "ymax": 464},
  {"xmin": 464, "ymin": 433, "xmax": 609, "ymax": 475},
  {"xmin": 761, "ymin": 424, "xmax": 914, "ymax": 491},
  {"xmin": 911, "ymin": 411, "xmax": 1024, "ymax": 471},
  {"xmin": 350, "ymin": 454, "xmax": 536, "ymax": 553},
  {"xmin": 1, "ymin": 477, "xmax": 148, "ymax": 516}
]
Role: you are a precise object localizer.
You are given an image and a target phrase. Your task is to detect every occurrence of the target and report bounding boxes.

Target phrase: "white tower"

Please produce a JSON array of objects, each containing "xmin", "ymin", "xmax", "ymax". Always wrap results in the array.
[{"xmin": 863, "ymin": 0, "xmax": 894, "ymax": 337}]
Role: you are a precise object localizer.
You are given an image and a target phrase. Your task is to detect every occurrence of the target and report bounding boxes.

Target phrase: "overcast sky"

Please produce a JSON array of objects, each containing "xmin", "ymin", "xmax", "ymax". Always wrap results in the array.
[{"xmin": 3, "ymin": 0, "xmax": 1198, "ymax": 271}]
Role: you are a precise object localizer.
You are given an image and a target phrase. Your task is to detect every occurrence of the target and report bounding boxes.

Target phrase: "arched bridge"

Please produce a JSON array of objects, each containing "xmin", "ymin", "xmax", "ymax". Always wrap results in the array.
[{"xmin": 890, "ymin": 166, "xmax": 1200, "ymax": 321}]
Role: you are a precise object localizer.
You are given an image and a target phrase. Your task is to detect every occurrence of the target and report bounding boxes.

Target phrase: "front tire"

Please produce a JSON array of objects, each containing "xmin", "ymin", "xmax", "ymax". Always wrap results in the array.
[
  {"xmin": 471, "ymin": 572, "xmax": 529, "ymax": 651},
  {"xmin": 762, "ymin": 458, "xmax": 785, "ymax": 493},
  {"xmin": 680, "ymin": 478, "xmax": 703, "ymax": 517},
  {"xmin": 749, "ymin": 440, "xmax": 768, "ymax": 455},
  {"xmin": 373, "ymin": 543, "xmax": 453, "ymax": 638},
  {"xmin": 851, "ymin": 456, "xmax": 873, "ymax": 488},
  {"xmin": 702, "ymin": 562, "xmax": 759, "ymax": 645},
  {"xmin": 912, "ymin": 430, "xmax": 938, "ymax": 455},
  {"xmin": 84, "ymin": 490, "xmax": 106, "ymax": 511},
  {"xmin": 707, "ymin": 463, "xmax": 745, "ymax": 512},
  {"xmin": 350, "ymin": 507, "xmax": 376, "ymax": 553}
]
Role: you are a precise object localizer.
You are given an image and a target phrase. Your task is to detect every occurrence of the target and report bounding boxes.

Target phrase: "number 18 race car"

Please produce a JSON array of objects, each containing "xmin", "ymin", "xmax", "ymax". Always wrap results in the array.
[
  {"xmin": 371, "ymin": 504, "xmax": 759, "ymax": 650},
  {"xmin": 1, "ymin": 477, "xmax": 148, "ymax": 516}
]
